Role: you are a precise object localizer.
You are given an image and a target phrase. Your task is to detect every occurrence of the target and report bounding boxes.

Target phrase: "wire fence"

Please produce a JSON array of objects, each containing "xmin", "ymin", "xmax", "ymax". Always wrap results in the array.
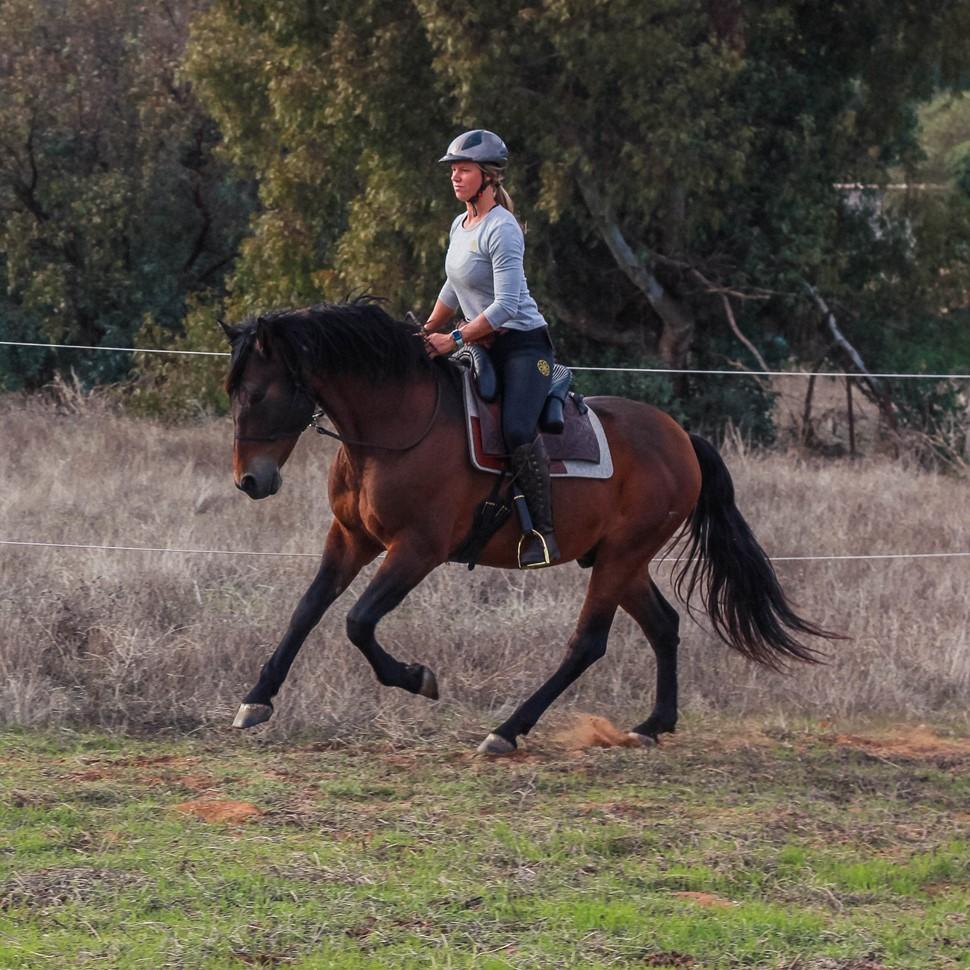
[
  {"xmin": 1, "ymin": 538, "xmax": 967, "ymax": 564},
  {"xmin": 1, "ymin": 339, "xmax": 967, "ymax": 567},
  {"xmin": 2, "ymin": 339, "xmax": 969, "ymax": 380}
]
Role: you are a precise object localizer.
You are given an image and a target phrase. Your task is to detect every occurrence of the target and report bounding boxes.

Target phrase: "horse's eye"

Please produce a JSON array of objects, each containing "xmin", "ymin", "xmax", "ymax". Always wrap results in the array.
[{"xmin": 249, "ymin": 389, "xmax": 266, "ymax": 405}]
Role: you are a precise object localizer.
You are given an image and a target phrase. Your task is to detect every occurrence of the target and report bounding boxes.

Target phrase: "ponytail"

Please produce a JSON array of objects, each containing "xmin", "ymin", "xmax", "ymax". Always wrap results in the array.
[{"xmin": 479, "ymin": 163, "xmax": 514, "ymax": 215}]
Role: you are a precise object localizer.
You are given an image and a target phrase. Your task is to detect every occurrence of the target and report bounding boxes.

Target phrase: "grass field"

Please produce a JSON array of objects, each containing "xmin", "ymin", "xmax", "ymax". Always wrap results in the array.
[
  {"xmin": 2, "ymin": 392, "xmax": 968, "ymax": 967},
  {"xmin": 2, "ymin": 717, "xmax": 969, "ymax": 969},
  {"xmin": 1, "ymin": 392, "xmax": 968, "ymax": 739}
]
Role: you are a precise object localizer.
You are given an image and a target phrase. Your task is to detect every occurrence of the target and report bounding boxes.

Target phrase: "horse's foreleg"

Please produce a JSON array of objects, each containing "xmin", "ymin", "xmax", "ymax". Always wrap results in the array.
[
  {"xmin": 479, "ymin": 570, "xmax": 620, "ymax": 754},
  {"xmin": 233, "ymin": 522, "xmax": 379, "ymax": 728},
  {"xmin": 621, "ymin": 579, "xmax": 681, "ymax": 744},
  {"xmin": 345, "ymin": 541, "xmax": 441, "ymax": 699}
]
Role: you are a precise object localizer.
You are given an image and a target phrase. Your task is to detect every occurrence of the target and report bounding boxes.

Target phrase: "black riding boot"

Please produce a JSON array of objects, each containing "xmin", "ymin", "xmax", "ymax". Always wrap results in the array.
[{"xmin": 510, "ymin": 438, "xmax": 561, "ymax": 569}]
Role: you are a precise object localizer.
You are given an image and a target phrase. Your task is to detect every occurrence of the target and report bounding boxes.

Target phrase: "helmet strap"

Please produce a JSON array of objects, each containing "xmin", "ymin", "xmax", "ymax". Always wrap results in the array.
[{"xmin": 468, "ymin": 168, "xmax": 492, "ymax": 217}]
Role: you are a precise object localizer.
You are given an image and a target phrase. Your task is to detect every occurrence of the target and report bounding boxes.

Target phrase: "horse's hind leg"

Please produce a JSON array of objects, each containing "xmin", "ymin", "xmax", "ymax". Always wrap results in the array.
[
  {"xmin": 479, "ymin": 567, "xmax": 621, "ymax": 754},
  {"xmin": 344, "ymin": 538, "xmax": 442, "ymax": 699},
  {"xmin": 621, "ymin": 578, "xmax": 680, "ymax": 743},
  {"xmin": 234, "ymin": 522, "xmax": 379, "ymax": 728}
]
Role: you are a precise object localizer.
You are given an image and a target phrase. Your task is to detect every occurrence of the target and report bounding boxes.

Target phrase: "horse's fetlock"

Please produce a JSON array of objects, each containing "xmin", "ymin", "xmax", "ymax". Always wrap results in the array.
[{"xmin": 637, "ymin": 710, "xmax": 677, "ymax": 737}]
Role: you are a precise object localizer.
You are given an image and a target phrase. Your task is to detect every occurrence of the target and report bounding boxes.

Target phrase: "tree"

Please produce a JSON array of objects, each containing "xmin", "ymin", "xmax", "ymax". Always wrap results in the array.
[
  {"xmin": 179, "ymin": 0, "xmax": 970, "ymax": 440},
  {"xmin": 184, "ymin": 0, "xmax": 970, "ymax": 331},
  {"xmin": 0, "ymin": 0, "xmax": 253, "ymax": 389},
  {"xmin": 6, "ymin": 0, "xmax": 967, "ymax": 445}
]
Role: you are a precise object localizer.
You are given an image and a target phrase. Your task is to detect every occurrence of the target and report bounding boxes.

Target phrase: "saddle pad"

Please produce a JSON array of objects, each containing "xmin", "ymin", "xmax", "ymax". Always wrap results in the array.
[{"xmin": 461, "ymin": 370, "xmax": 614, "ymax": 479}]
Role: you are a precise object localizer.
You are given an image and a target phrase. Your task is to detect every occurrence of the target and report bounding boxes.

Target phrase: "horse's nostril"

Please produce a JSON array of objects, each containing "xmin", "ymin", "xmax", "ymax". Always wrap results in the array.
[{"xmin": 238, "ymin": 473, "xmax": 258, "ymax": 496}]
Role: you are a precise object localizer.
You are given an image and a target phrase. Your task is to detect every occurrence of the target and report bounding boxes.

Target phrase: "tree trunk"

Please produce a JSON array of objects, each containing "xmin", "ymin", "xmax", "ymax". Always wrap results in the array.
[{"xmin": 578, "ymin": 180, "xmax": 696, "ymax": 368}]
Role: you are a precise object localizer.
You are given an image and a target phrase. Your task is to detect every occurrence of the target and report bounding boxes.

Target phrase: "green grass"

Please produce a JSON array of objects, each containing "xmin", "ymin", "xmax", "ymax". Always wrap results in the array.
[{"xmin": 2, "ymin": 721, "xmax": 969, "ymax": 969}]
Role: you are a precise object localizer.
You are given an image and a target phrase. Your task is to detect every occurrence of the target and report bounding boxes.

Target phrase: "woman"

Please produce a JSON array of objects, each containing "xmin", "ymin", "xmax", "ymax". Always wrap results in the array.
[{"xmin": 423, "ymin": 129, "xmax": 559, "ymax": 568}]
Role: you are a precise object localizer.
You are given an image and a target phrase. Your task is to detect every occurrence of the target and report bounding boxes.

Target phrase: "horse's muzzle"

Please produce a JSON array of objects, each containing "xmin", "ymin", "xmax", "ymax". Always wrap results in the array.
[{"xmin": 236, "ymin": 462, "xmax": 282, "ymax": 500}]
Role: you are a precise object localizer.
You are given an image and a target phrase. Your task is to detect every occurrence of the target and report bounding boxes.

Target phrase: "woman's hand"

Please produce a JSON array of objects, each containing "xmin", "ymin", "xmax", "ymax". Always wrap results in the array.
[{"xmin": 424, "ymin": 331, "xmax": 459, "ymax": 358}]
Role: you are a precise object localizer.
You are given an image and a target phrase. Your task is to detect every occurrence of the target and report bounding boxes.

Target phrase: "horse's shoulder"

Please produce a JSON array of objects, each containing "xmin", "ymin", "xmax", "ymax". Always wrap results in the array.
[{"xmin": 328, "ymin": 451, "xmax": 362, "ymax": 522}]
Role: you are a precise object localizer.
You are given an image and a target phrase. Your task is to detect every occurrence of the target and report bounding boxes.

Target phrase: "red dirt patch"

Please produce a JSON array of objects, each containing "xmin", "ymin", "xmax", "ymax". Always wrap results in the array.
[
  {"xmin": 551, "ymin": 714, "xmax": 646, "ymax": 751},
  {"xmin": 834, "ymin": 727, "xmax": 970, "ymax": 763},
  {"xmin": 379, "ymin": 752, "xmax": 423, "ymax": 768},
  {"xmin": 69, "ymin": 754, "xmax": 203, "ymax": 785},
  {"xmin": 671, "ymin": 891, "xmax": 735, "ymax": 908},
  {"xmin": 68, "ymin": 769, "xmax": 113, "ymax": 782},
  {"xmin": 174, "ymin": 799, "xmax": 263, "ymax": 823}
]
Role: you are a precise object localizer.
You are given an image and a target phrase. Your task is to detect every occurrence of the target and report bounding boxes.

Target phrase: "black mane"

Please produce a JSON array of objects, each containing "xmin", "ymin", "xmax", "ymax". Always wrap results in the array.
[{"xmin": 226, "ymin": 300, "xmax": 433, "ymax": 392}]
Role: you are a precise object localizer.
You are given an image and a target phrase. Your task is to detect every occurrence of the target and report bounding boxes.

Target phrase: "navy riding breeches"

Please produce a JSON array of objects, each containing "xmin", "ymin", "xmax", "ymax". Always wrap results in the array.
[{"xmin": 487, "ymin": 327, "xmax": 554, "ymax": 452}]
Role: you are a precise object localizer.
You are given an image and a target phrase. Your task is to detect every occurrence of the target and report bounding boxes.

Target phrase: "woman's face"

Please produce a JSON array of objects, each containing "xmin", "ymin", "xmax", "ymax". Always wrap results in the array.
[{"xmin": 450, "ymin": 161, "xmax": 485, "ymax": 202}]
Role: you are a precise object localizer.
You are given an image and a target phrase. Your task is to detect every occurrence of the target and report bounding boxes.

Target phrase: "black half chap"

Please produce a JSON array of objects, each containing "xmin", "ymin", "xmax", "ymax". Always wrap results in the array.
[{"xmin": 488, "ymin": 327, "xmax": 554, "ymax": 450}]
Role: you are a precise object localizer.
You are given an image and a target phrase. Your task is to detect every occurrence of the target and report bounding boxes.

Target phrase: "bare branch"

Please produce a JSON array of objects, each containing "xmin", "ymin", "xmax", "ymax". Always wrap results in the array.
[
  {"xmin": 653, "ymin": 252, "xmax": 780, "ymax": 300},
  {"xmin": 577, "ymin": 179, "xmax": 695, "ymax": 366},
  {"xmin": 805, "ymin": 284, "xmax": 897, "ymax": 428},
  {"xmin": 182, "ymin": 184, "xmax": 212, "ymax": 273},
  {"xmin": 719, "ymin": 292, "xmax": 770, "ymax": 374}
]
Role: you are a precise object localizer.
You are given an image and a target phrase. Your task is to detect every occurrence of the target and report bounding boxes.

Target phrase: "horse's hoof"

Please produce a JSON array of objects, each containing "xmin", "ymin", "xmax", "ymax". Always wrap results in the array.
[
  {"xmin": 476, "ymin": 732, "xmax": 516, "ymax": 756},
  {"xmin": 232, "ymin": 703, "xmax": 273, "ymax": 729},
  {"xmin": 419, "ymin": 667, "xmax": 439, "ymax": 700},
  {"xmin": 627, "ymin": 731, "xmax": 658, "ymax": 748}
]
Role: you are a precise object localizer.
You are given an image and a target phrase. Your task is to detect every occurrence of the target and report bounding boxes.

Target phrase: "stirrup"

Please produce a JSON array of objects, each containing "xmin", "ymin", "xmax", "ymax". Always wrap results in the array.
[{"xmin": 518, "ymin": 530, "xmax": 555, "ymax": 569}]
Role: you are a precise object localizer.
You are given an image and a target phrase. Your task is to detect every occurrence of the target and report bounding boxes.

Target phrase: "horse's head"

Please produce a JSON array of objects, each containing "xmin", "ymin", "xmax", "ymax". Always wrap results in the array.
[{"xmin": 223, "ymin": 317, "xmax": 315, "ymax": 500}]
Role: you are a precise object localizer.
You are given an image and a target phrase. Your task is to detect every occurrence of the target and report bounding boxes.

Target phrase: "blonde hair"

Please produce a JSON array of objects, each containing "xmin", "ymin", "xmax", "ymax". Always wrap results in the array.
[{"xmin": 479, "ymin": 163, "xmax": 514, "ymax": 214}]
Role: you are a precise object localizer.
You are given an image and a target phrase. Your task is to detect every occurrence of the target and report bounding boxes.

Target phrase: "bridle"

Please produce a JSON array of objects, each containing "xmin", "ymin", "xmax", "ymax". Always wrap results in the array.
[{"xmin": 232, "ymin": 365, "xmax": 442, "ymax": 453}]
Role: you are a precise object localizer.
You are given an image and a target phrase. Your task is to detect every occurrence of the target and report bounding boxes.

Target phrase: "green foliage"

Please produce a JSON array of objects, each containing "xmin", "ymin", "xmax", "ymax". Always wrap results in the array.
[
  {"xmin": 563, "ymin": 339, "xmax": 777, "ymax": 445},
  {"xmin": 0, "ymin": 0, "xmax": 253, "ymax": 391},
  {"xmin": 126, "ymin": 298, "xmax": 231, "ymax": 419},
  {"xmin": 3, "ymin": 0, "xmax": 969, "ymax": 444},
  {"xmin": 174, "ymin": 0, "xmax": 970, "ymax": 443}
]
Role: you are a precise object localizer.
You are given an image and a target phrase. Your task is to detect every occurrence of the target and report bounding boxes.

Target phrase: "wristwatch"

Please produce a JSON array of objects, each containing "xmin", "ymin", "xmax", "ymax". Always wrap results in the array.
[{"xmin": 450, "ymin": 329, "xmax": 465, "ymax": 348}]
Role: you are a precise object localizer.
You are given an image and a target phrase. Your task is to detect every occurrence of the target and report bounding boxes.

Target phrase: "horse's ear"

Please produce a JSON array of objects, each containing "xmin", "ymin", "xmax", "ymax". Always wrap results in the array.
[
  {"xmin": 218, "ymin": 319, "xmax": 233, "ymax": 341},
  {"xmin": 255, "ymin": 317, "xmax": 271, "ymax": 357}
]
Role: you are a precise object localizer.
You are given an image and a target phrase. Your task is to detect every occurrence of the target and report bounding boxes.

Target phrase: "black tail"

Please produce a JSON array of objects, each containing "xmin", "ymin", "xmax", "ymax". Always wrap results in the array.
[{"xmin": 673, "ymin": 434, "xmax": 840, "ymax": 669}]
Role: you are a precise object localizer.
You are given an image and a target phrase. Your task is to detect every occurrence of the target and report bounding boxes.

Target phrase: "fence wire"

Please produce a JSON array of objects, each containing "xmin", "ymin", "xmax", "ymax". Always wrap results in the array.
[
  {"xmin": 2, "ymin": 341, "xmax": 966, "ymax": 566},
  {"xmin": 1, "ymin": 538, "xmax": 967, "ymax": 563},
  {"xmin": 2, "ymin": 339, "xmax": 969, "ymax": 380}
]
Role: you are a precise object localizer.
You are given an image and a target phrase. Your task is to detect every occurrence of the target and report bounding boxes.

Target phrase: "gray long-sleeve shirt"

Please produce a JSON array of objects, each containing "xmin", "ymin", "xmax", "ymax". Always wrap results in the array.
[{"xmin": 437, "ymin": 206, "xmax": 548, "ymax": 332}]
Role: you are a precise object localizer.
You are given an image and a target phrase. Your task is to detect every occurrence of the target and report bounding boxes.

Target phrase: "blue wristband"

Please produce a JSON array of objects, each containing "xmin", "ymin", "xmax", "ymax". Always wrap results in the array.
[{"xmin": 450, "ymin": 329, "xmax": 464, "ymax": 348}]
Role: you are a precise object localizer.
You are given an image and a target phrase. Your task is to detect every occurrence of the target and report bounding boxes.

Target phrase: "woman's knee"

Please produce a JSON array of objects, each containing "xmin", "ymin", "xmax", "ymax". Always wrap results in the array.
[{"xmin": 503, "ymin": 421, "xmax": 536, "ymax": 452}]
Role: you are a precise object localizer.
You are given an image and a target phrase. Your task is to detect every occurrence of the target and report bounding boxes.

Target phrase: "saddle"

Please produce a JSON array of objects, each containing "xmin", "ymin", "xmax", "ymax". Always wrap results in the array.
[
  {"xmin": 450, "ymin": 346, "xmax": 613, "ymax": 479},
  {"xmin": 448, "ymin": 347, "xmax": 613, "ymax": 569},
  {"xmin": 453, "ymin": 344, "xmax": 579, "ymax": 434}
]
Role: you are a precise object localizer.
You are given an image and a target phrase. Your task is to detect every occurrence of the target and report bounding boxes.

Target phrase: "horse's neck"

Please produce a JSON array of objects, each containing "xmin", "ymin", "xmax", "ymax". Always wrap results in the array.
[{"xmin": 310, "ymin": 373, "xmax": 441, "ymax": 442}]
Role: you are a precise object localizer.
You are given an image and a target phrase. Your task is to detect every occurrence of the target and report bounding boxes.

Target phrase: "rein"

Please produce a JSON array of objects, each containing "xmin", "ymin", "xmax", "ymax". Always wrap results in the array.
[{"xmin": 310, "ymin": 371, "xmax": 442, "ymax": 452}]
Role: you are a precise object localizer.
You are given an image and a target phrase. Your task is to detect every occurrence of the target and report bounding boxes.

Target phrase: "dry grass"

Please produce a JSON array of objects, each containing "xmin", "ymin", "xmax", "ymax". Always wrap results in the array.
[{"xmin": 0, "ymin": 389, "xmax": 967, "ymax": 739}]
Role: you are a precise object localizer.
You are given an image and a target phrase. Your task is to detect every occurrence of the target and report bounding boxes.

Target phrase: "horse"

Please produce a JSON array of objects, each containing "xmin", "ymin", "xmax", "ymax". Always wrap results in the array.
[{"xmin": 223, "ymin": 300, "xmax": 836, "ymax": 754}]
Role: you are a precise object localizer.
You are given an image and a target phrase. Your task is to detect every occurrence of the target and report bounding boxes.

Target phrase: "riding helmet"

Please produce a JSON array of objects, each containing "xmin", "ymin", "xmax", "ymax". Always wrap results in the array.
[{"xmin": 438, "ymin": 130, "xmax": 509, "ymax": 167}]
